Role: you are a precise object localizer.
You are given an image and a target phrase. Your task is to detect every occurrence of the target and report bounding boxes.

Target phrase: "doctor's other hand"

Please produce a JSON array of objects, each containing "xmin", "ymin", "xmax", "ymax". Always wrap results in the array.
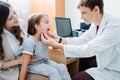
[{"xmin": 41, "ymin": 33, "xmax": 64, "ymax": 49}]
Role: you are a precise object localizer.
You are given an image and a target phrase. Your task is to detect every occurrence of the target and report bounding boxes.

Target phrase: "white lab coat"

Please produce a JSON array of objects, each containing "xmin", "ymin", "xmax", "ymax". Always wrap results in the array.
[{"xmin": 64, "ymin": 12, "xmax": 120, "ymax": 80}]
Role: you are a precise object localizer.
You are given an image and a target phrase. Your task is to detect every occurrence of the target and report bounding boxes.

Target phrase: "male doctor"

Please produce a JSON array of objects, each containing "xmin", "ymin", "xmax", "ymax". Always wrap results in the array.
[{"xmin": 41, "ymin": 0, "xmax": 120, "ymax": 80}]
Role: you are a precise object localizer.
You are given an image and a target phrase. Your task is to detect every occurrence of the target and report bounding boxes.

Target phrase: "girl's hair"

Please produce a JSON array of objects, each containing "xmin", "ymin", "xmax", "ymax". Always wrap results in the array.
[
  {"xmin": 0, "ymin": 1, "xmax": 23, "ymax": 59},
  {"xmin": 77, "ymin": 0, "xmax": 104, "ymax": 14},
  {"xmin": 27, "ymin": 13, "xmax": 46, "ymax": 35}
]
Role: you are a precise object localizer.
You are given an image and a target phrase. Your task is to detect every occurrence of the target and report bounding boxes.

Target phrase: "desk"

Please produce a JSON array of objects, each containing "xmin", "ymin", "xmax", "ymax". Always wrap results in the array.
[{"xmin": 47, "ymin": 48, "xmax": 79, "ymax": 77}]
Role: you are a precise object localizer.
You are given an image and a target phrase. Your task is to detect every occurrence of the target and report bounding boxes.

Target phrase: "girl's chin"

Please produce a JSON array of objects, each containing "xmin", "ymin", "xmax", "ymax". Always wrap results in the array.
[{"xmin": 42, "ymin": 32, "xmax": 48, "ymax": 35}]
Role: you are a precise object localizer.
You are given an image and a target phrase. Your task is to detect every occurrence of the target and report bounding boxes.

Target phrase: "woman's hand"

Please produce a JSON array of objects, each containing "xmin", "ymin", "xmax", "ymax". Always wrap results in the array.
[
  {"xmin": 19, "ymin": 55, "xmax": 37, "ymax": 64},
  {"xmin": 29, "ymin": 56, "xmax": 37, "ymax": 64}
]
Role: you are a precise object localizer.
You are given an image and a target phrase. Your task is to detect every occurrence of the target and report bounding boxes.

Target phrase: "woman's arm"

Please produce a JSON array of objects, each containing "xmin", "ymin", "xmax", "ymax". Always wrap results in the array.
[
  {"xmin": 1, "ymin": 56, "xmax": 23, "ymax": 70},
  {"xmin": 20, "ymin": 53, "xmax": 31, "ymax": 80},
  {"xmin": 1, "ymin": 55, "xmax": 37, "ymax": 70}
]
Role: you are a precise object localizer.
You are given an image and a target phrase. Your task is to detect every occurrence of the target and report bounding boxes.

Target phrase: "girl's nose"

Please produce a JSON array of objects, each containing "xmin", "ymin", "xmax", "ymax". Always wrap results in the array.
[{"xmin": 48, "ymin": 24, "xmax": 51, "ymax": 28}]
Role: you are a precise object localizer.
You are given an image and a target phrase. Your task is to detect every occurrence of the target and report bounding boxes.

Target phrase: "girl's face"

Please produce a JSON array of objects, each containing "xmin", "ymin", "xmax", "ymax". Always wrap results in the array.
[
  {"xmin": 37, "ymin": 15, "xmax": 50, "ymax": 34},
  {"xmin": 5, "ymin": 7, "xmax": 19, "ymax": 31}
]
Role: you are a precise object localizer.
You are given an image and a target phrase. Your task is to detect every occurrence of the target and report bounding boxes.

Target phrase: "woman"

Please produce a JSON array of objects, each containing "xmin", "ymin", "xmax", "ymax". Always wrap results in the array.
[{"xmin": 0, "ymin": 1, "xmax": 36, "ymax": 80}]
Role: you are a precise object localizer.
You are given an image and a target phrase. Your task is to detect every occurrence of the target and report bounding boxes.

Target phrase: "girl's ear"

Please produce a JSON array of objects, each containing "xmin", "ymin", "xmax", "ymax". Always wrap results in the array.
[{"xmin": 34, "ymin": 24, "xmax": 40, "ymax": 30}]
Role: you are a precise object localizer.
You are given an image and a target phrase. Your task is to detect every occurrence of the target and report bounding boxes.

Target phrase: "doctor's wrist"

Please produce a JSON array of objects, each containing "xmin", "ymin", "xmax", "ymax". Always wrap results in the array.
[{"xmin": 58, "ymin": 37, "xmax": 62, "ymax": 43}]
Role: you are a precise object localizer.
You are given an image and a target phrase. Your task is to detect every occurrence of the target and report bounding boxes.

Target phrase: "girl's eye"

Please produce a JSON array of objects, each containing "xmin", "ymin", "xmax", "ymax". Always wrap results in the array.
[{"xmin": 45, "ymin": 21, "xmax": 49, "ymax": 24}]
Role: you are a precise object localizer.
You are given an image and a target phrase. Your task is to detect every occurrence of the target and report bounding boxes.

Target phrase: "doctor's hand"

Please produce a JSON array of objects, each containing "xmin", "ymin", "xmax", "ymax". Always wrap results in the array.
[
  {"xmin": 47, "ymin": 32, "xmax": 60, "ymax": 42},
  {"xmin": 41, "ymin": 33, "xmax": 64, "ymax": 49},
  {"xmin": 47, "ymin": 32, "xmax": 67, "ymax": 44}
]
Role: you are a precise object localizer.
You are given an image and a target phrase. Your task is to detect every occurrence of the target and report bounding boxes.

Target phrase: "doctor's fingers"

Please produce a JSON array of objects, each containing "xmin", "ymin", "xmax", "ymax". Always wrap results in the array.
[
  {"xmin": 48, "ymin": 31, "xmax": 59, "ymax": 39},
  {"xmin": 42, "ymin": 33, "xmax": 49, "ymax": 39},
  {"xmin": 48, "ymin": 31, "xmax": 54, "ymax": 37},
  {"xmin": 41, "ymin": 33, "xmax": 52, "ymax": 46},
  {"xmin": 41, "ymin": 33, "xmax": 47, "ymax": 42},
  {"xmin": 48, "ymin": 32, "xmax": 60, "ymax": 42}
]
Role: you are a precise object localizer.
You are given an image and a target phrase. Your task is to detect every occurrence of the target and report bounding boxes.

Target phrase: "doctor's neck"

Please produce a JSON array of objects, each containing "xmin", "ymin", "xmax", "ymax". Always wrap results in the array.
[{"xmin": 94, "ymin": 13, "xmax": 103, "ymax": 26}]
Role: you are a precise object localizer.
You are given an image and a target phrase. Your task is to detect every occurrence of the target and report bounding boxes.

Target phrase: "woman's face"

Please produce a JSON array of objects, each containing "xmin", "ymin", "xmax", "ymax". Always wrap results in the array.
[
  {"xmin": 37, "ymin": 15, "xmax": 50, "ymax": 34},
  {"xmin": 5, "ymin": 7, "xmax": 19, "ymax": 31}
]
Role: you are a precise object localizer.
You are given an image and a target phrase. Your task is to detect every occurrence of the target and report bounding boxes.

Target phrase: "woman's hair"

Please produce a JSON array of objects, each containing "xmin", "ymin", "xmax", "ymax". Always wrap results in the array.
[
  {"xmin": 0, "ymin": 1, "xmax": 23, "ymax": 59},
  {"xmin": 27, "ymin": 13, "xmax": 46, "ymax": 35},
  {"xmin": 77, "ymin": 0, "xmax": 104, "ymax": 14},
  {"xmin": 0, "ymin": 1, "xmax": 10, "ymax": 59},
  {"xmin": 10, "ymin": 26, "xmax": 23, "ymax": 45}
]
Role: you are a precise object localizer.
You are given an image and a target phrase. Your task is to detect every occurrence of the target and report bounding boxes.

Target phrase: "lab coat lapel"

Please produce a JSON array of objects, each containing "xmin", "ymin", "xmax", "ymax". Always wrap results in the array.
[
  {"xmin": 96, "ymin": 13, "xmax": 113, "ymax": 69},
  {"xmin": 97, "ymin": 13, "xmax": 109, "ymax": 36}
]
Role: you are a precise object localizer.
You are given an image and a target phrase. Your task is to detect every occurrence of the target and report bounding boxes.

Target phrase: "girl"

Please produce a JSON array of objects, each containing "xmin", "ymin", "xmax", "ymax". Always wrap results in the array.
[{"xmin": 19, "ymin": 13, "xmax": 71, "ymax": 80}]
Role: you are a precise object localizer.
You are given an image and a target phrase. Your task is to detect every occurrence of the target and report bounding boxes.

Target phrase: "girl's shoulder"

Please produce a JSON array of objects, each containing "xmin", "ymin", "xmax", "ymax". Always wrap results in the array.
[{"xmin": 23, "ymin": 35, "xmax": 35, "ymax": 44}]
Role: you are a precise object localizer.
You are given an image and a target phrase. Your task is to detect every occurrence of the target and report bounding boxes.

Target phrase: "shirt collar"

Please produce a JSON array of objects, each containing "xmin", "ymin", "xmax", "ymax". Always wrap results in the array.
[{"xmin": 99, "ymin": 12, "xmax": 110, "ymax": 28}]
